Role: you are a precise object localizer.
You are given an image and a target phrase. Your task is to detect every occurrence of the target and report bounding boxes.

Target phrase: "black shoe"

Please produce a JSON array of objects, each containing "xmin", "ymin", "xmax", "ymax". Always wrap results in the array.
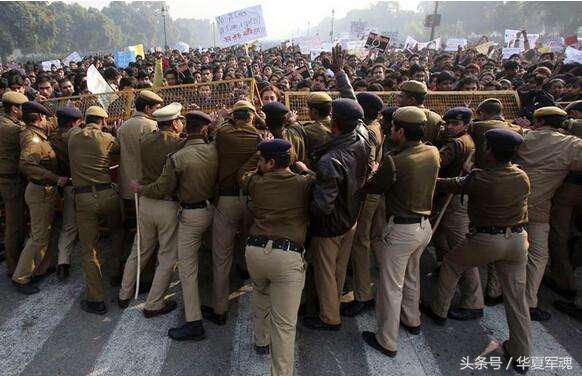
[
  {"xmin": 543, "ymin": 277, "xmax": 577, "ymax": 300},
  {"xmin": 401, "ymin": 322, "xmax": 421, "ymax": 335},
  {"xmin": 201, "ymin": 305, "xmax": 227, "ymax": 325},
  {"xmin": 302, "ymin": 317, "xmax": 341, "ymax": 331},
  {"xmin": 168, "ymin": 321, "xmax": 206, "ymax": 341},
  {"xmin": 143, "ymin": 300, "xmax": 178, "ymax": 318},
  {"xmin": 57, "ymin": 264, "xmax": 70, "ymax": 281},
  {"xmin": 12, "ymin": 280, "xmax": 40, "ymax": 295},
  {"xmin": 502, "ymin": 340, "xmax": 529, "ymax": 374},
  {"xmin": 553, "ymin": 300, "xmax": 582, "ymax": 323},
  {"xmin": 254, "ymin": 344, "xmax": 270, "ymax": 355},
  {"xmin": 529, "ymin": 307, "xmax": 551, "ymax": 322},
  {"xmin": 340, "ymin": 299, "xmax": 375, "ymax": 317},
  {"xmin": 138, "ymin": 281, "xmax": 153, "ymax": 295},
  {"xmin": 118, "ymin": 297, "xmax": 130, "ymax": 309},
  {"xmin": 484, "ymin": 295, "xmax": 503, "ymax": 306},
  {"xmin": 420, "ymin": 303, "xmax": 447, "ymax": 326},
  {"xmin": 448, "ymin": 308, "xmax": 484, "ymax": 321},
  {"xmin": 80, "ymin": 300, "xmax": 107, "ymax": 315},
  {"xmin": 362, "ymin": 331, "xmax": 396, "ymax": 357}
]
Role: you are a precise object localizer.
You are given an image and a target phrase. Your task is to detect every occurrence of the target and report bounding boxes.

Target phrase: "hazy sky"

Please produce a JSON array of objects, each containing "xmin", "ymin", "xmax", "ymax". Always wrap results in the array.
[{"xmin": 68, "ymin": 0, "xmax": 421, "ymax": 39}]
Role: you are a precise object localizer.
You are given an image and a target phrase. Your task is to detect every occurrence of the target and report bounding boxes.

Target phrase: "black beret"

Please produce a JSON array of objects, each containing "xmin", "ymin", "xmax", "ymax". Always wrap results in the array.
[
  {"xmin": 56, "ymin": 106, "xmax": 82, "ymax": 119},
  {"xmin": 257, "ymin": 139, "xmax": 292, "ymax": 156},
  {"xmin": 185, "ymin": 111, "xmax": 212, "ymax": 124},
  {"xmin": 262, "ymin": 102, "xmax": 289, "ymax": 118},
  {"xmin": 356, "ymin": 92, "xmax": 384, "ymax": 113},
  {"xmin": 332, "ymin": 98, "xmax": 364, "ymax": 122},
  {"xmin": 484, "ymin": 128, "xmax": 523, "ymax": 150},
  {"xmin": 443, "ymin": 107, "xmax": 473, "ymax": 124},
  {"xmin": 22, "ymin": 101, "xmax": 51, "ymax": 116},
  {"xmin": 380, "ymin": 107, "xmax": 398, "ymax": 123},
  {"xmin": 565, "ymin": 100, "xmax": 582, "ymax": 112}
]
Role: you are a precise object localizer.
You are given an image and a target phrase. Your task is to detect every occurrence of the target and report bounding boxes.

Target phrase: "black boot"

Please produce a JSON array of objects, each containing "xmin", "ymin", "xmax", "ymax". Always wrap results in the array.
[
  {"xmin": 529, "ymin": 307, "xmax": 551, "ymax": 322},
  {"xmin": 12, "ymin": 280, "xmax": 40, "ymax": 295},
  {"xmin": 302, "ymin": 317, "xmax": 341, "ymax": 331},
  {"xmin": 340, "ymin": 299, "xmax": 375, "ymax": 317},
  {"xmin": 254, "ymin": 344, "xmax": 270, "ymax": 355},
  {"xmin": 484, "ymin": 295, "xmax": 503, "ymax": 306},
  {"xmin": 362, "ymin": 331, "xmax": 397, "ymax": 357},
  {"xmin": 143, "ymin": 299, "xmax": 178, "ymax": 318},
  {"xmin": 201, "ymin": 305, "xmax": 227, "ymax": 325},
  {"xmin": 80, "ymin": 300, "xmax": 107, "ymax": 315},
  {"xmin": 448, "ymin": 308, "xmax": 484, "ymax": 321},
  {"xmin": 420, "ymin": 303, "xmax": 447, "ymax": 326},
  {"xmin": 57, "ymin": 264, "xmax": 70, "ymax": 281},
  {"xmin": 168, "ymin": 321, "xmax": 206, "ymax": 341}
]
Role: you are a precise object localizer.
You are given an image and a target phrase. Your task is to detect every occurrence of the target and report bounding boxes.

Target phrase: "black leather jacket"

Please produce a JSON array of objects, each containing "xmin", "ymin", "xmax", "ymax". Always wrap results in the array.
[{"xmin": 310, "ymin": 126, "xmax": 372, "ymax": 237}]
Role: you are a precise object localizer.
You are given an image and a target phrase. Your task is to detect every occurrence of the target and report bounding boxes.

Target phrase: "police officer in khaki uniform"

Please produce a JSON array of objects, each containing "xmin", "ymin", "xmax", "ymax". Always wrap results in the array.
[
  {"xmin": 119, "ymin": 103, "xmax": 185, "ymax": 316},
  {"xmin": 68, "ymin": 106, "xmax": 124, "ymax": 315},
  {"xmin": 342, "ymin": 92, "xmax": 385, "ymax": 317},
  {"xmin": 394, "ymin": 80, "xmax": 444, "ymax": 145},
  {"xmin": 261, "ymin": 101, "xmax": 306, "ymax": 163},
  {"xmin": 469, "ymin": 98, "xmax": 519, "ymax": 306},
  {"xmin": 0, "ymin": 91, "xmax": 28, "ymax": 276},
  {"xmin": 242, "ymin": 139, "xmax": 314, "ymax": 376},
  {"xmin": 50, "ymin": 106, "xmax": 83, "ymax": 281},
  {"xmin": 423, "ymin": 128, "xmax": 532, "ymax": 374},
  {"xmin": 516, "ymin": 106, "xmax": 582, "ymax": 322},
  {"xmin": 432, "ymin": 107, "xmax": 483, "ymax": 320},
  {"xmin": 12, "ymin": 101, "xmax": 69, "ymax": 294},
  {"xmin": 136, "ymin": 111, "xmax": 217, "ymax": 340},
  {"xmin": 361, "ymin": 106, "xmax": 440, "ymax": 357},
  {"xmin": 302, "ymin": 92, "xmax": 333, "ymax": 167},
  {"xmin": 208, "ymin": 100, "xmax": 263, "ymax": 324}
]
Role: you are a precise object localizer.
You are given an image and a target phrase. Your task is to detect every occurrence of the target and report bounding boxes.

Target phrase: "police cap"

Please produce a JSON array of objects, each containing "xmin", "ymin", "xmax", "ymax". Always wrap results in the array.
[
  {"xmin": 533, "ymin": 106, "xmax": 567, "ymax": 119},
  {"xmin": 86, "ymin": 106, "xmax": 109, "ymax": 119},
  {"xmin": 332, "ymin": 98, "xmax": 364, "ymax": 122},
  {"xmin": 443, "ymin": 107, "xmax": 473, "ymax": 124},
  {"xmin": 307, "ymin": 92, "xmax": 332, "ymax": 104},
  {"xmin": 565, "ymin": 100, "xmax": 582, "ymax": 112},
  {"xmin": 356, "ymin": 92, "xmax": 384, "ymax": 114},
  {"xmin": 22, "ymin": 101, "xmax": 51, "ymax": 116},
  {"xmin": 56, "ymin": 106, "xmax": 83, "ymax": 119},
  {"xmin": 185, "ymin": 111, "xmax": 212, "ymax": 125},
  {"xmin": 400, "ymin": 80, "xmax": 428, "ymax": 95},
  {"xmin": 2, "ymin": 91, "xmax": 28, "ymax": 105},
  {"xmin": 393, "ymin": 106, "xmax": 427, "ymax": 124},
  {"xmin": 138, "ymin": 90, "xmax": 164, "ymax": 105},
  {"xmin": 232, "ymin": 100, "xmax": 256, "ymax": 113},
  {"xmin": 262, "ymin": 101, "xmax": 289, "ymax": 118},
  {"xmin": 153, "ymin": 102, "xmax": 184, "ymax": 122},
  {"xmin": 257, "ymin": 139, "xmax": 292, "ymax": 157},
  {"xmin": 484, "ymin": 128, "xmax": 523, "ymax": 150}
]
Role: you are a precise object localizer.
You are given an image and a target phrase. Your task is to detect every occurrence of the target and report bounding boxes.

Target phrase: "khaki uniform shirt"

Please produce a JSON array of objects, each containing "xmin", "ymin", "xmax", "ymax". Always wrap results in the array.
[
  {"xmin": 215, "ymin": 121, "xmax": 262, "ymax": 193},
  {"xmin": 365, "ymin": 118, "xmax": 384, "ymax": 164},
  {"xmin": 48, "ymin": 127, "xmax": 72, "ymax": 177},
  {"xmin": 438, "ymin": 163, "xmax": 530, "ymax": 227},
  {"xmin": 19, "ymin": 126, "xmax": 59, "ymax": 184},
  {"xmin": 303, "ymin": 117, "xmax": 332, "ymax": 166},
  {"xmin": 516, "ymin": 126, "xmax": 582, "ymax": 223},
  {"xmin": 68, "ymin": 124, "xmax": 119, "ymax": 187},
  {"xmin": 366, "ymin": 140, "xmax": 440, "ymax": 218},
  {"xmin": 468, "ymin": 118, "xmax": 519, "ymax": 168},
  {"xmin": 0, "ymin": 115, "xmax": 25, "ymax": 176},
  {"xmin": 283, "ymin": 123, "xmax": 307, "ymax": 163},
  {"xmin": 140, "ymin": 137, "xmax": 218, "ymax": 203},
  {"xmin": 420, "ymin": 107, "xmax": 445, "ymax": 146},
  {"xmin": 140, "ymin": 130, "xmax": 184, "ymax": 185},
  {"xmin": 117, "ymin": 111, "xmax": 157, "ymax": 199},
  {"xmin": 242, "ymin": 169, "xmax": 315, "ymax": 245},
  {"xmin": 439, "ymin": 132, "xmax": 475, "ymax": 178}
]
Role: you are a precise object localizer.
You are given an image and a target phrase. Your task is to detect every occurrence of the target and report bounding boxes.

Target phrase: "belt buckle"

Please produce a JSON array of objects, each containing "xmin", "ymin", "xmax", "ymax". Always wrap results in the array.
[{"xmin": 281, "ymin": 239, "xmax": 291, "ymax": 252}]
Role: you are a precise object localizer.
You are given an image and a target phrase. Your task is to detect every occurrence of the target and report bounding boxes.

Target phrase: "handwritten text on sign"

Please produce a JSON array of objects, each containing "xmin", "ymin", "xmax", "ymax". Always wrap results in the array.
[{"xmin": 216, "ymin": 5, "xmax": 267, "ymax": 47}]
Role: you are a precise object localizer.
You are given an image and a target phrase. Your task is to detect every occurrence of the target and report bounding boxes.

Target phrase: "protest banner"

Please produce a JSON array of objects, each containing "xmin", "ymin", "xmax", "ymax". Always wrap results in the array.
[
  {"xmin": 445, "ymin": 38, "xmax": 468, "ymax": 51},
  {"xmin": 115, "ymin": 50, "xmax": 136, "ymax": 68},
  {"xmin": 174, "ymin": 42, "xmax": 190, "ymax": 53},
  {"xmin": 293, "ymin": 35, "xmax": 323, "ymax": 54},
  {"xmin": 474, "ymin": 41, "xmax": 495, "ymax": 55},
  {"xmin": 86, "ymin": 64, "xmax": 118, "ymax": 110},
  {"xmin": 404, "ymin": 36, "xmax": 419, "ymax": 50},
  {"xmin": 41, "ymin": 60, "xmax": 61, "ymax": 71},
  {"xmin": 502, "ymin": 47, "xmax": 522, "ymax": 59},
  {"xmin": 216, "ymin": 5, "xmax": 267, "ymax": 47},
  {"xmin": 504, "ymin": 29, "xmax": 539, "ymax": 49},
  {"xmin": 128, "ymin": 44, "xmax": 145, "ymax": 59},
  {"xmin": 364, "ymin": 32, "xmax": 390, "ymax": 53},
  {"xmin": 564, "ymin": 46, "xmax": 582, "ymax": 64},
  {"xmin": 63, "ymin": 51, "xmax": 82, "ymax": 66}
]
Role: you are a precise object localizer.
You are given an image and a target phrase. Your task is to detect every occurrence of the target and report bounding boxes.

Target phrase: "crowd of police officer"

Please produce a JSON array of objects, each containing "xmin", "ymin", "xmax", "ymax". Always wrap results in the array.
[{"xmin": 1, "ymin": 45, "xmax": 581, "ymax": 376}]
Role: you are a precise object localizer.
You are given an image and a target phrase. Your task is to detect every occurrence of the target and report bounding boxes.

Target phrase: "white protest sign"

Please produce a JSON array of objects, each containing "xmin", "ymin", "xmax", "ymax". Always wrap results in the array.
[
  {"xmin": 564, "ymin": 46, "xmax": 582, "ymax": 64},
  {"xmin": 502, "ymin": 47, "xmax": 523, "ymax": 59},
  {"xmin": 474, "ymin": 41, "xmax": 495, "ymax": 55},
  {"xmin": 86, "ymin": 64, "xmax": 118, "ymax": 111},
  {"xmin": 404, "ymin": 36, "xmax": 419, "ymax": 50},
  {"xmin": 445, "ymin": 38, "xmax": 468, "ymax": 51},
  {"xmin": 216, "ymin": 5, "xmax": 267, "ymax": 47},
  {"xmin": 63, "ymin": 52, "xmax": 82, "ymax": 66},
  {"xmin": 174, "ymin": 42, "xmax": 190, "ymax": 53},
  {"xmin": 293, "ymin": 35, "xmax": 323, "ymax": 54},
  {"xmin": 41, "ymin": 60, "xmax": 61, "ymax": 71}
]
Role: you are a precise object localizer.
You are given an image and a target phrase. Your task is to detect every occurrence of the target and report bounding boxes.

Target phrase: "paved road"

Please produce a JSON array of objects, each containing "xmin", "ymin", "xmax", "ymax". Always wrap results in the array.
[{"xmin": 0, "ymin": 242, "xmax": 580, "ymax": 376}]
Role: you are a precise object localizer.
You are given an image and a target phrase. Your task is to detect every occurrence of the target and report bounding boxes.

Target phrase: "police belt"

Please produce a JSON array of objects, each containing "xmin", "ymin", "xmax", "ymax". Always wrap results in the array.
[
  {"xmin": 473, "ymin": 225, "xmax": 525, "ymax": 235},
  {"xmin": 74, "ymin": 183, "xmax": 112, "ymax": 194},
  {"xmin": 180, "ymin": 200, "xmax": 208, "ymax": 209},
  {"xmin": 393, "ymin": 216, "xmax": 428, "ymax": 224},
  {"xmin": 0, "ymin": 172, "xmax": 18, "ymax": 179},
  {"xmin": 219, "ymin": 186, "xmax": 240, "ymax": 196},
  {"xmin": 246, "ymin": 235, "xmax": 304, "ymax": 253}
]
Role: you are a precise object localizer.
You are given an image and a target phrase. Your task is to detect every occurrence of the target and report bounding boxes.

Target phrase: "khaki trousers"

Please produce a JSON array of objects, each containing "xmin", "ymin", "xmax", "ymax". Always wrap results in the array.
[
  {"xmin": 486, "ymin": 263, "xmax": 503, "ymax": 298},
  {"xmin": 548, "ymin": 183, "xmax": 582, "ymax": 291},
  {"xmin": 375, "ymin": 218, "xmax": 432, "ymax": 352},
  {"xmin": 58, "ymin": 186, "xmax": 78, "ymax": 265},
  {"xmin": 119, "ymin": 196, "xmax": 178, "ymax": 310},
  {"xmin": 211, "ymin": 196, "xmax": 248, "ymax": 314},
  {"xmin": 0, "ymin": 178, "xmax": 26, "ymax": 275},
  {"xmin": 351, "ymin": 194, "xmax": 381, "ymax": 302},
  {"xmin": 525, "ymin": 222, "xmax": 550, "ymax": 308},
  {"xmin": 178, "ymin": 206, "xmax": 213, "ymax": 322},
  {"xmin": 311, "ymin": 225, "xmax": 356, "ymax": 325},
  {"xmin": 435, "ymin": 195, "xmax": 484, "ymax": 309},
  {"xmin": 431, "ymin": 231, "xmax": 531, "ymax": 358},
  {"xmin": 246, "ymin": 243, "xmax": 305, "ymax": 376},
  {"xmin": 76, "ymin": 188, "xmax": 124, "ymax": 302},
  {"xmin": 12, "ymin": 183, "xmax": 57, "ymax": 284}
]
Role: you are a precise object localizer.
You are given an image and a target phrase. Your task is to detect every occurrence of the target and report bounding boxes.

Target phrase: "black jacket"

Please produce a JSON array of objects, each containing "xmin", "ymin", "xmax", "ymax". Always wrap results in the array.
[{"xmin": 310, "ymin": 126, "xmax": 372, "ymax": 237}]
